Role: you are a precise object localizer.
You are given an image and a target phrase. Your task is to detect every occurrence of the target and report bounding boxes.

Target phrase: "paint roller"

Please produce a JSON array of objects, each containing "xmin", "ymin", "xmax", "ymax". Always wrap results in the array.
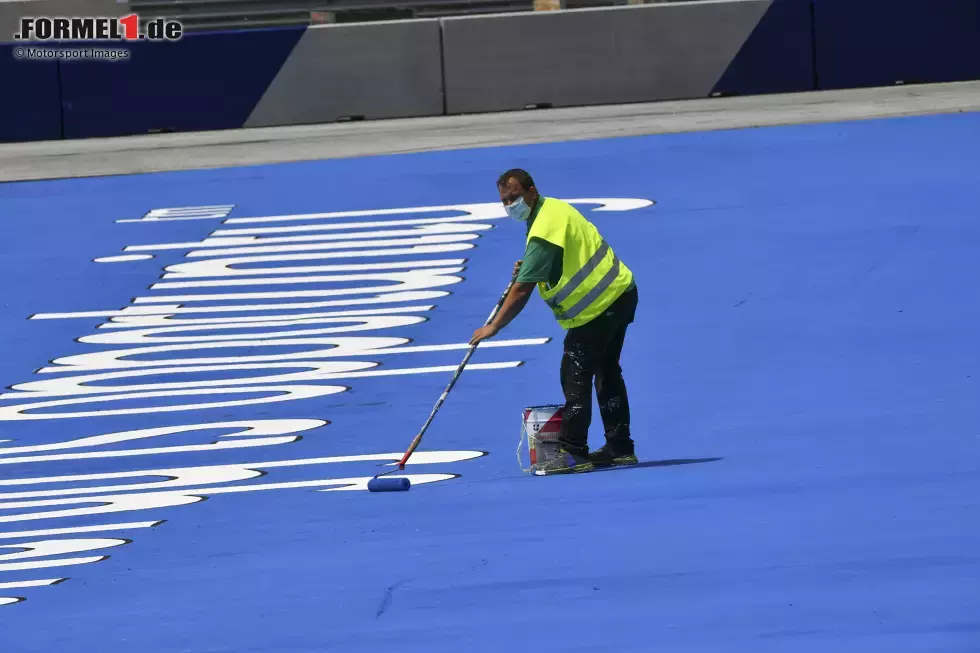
[{"xmin": 368, "ymin": 275, "xmax": 518, "ymax": 493}]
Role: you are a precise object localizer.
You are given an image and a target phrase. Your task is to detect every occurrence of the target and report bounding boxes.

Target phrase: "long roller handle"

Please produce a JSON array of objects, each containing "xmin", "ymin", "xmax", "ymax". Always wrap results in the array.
[{"xmin": 393, "ymin": 275, "xmax": 518, "ymax": 470}]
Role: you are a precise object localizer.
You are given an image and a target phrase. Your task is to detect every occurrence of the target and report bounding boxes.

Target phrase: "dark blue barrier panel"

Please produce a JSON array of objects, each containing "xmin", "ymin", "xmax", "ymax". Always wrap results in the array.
[
  {"xmin": 58, "ymin": 27, "xmax": 305, "ymax": 139},
  {"xmin": 0, "ymin": 45, "xmax": 62, "ymax": 142},
  {"xmin": 814, "ymin": 0, "xmax": 980, "ymax": 89},
  {"xmin": 713, "ymin": 0, "xmax": 816, "ymax": 96}
]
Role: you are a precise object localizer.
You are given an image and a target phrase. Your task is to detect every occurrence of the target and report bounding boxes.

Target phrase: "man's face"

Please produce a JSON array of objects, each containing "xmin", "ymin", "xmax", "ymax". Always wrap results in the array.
[{"xmin": 498, "ymin": 177, "xmax": 536, "ymax": 208}]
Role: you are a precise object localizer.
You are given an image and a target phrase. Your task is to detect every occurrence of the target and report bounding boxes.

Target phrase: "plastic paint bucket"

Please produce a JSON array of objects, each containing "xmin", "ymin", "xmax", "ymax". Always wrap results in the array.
[{"xmin": 522, "ymin": 404, "xmax": 564, "ymax": 467}]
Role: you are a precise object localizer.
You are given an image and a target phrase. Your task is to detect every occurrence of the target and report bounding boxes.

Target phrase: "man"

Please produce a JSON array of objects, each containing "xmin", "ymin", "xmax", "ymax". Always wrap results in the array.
[{"xmin": 470, "ymin": 169, "xmax": 639, "ymax": 475}]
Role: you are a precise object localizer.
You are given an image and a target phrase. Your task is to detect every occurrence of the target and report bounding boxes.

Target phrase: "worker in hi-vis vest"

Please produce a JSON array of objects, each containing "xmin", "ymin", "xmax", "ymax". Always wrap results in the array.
[{"xmin": 470, "ymin": 169, "xmax": 639, "ymax": 476}]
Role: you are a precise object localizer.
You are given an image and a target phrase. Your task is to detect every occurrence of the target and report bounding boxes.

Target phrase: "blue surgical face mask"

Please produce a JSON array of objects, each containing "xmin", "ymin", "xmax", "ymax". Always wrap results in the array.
[{"xmin": 505, "ymin": 196, "xmax": 532, "ymax": 222}]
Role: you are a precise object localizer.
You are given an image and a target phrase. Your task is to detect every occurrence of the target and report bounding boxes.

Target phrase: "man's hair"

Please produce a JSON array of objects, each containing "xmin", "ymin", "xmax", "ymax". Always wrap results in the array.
[{"xmin": 497, "ymin": 168, "xmax": 535, "ymax": 191}]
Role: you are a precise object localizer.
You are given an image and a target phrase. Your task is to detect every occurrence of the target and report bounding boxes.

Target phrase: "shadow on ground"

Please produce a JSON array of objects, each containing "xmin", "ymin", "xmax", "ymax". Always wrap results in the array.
[{"xmin": 592, "ymin": 457, "xmax": 723, "ymax": 473}]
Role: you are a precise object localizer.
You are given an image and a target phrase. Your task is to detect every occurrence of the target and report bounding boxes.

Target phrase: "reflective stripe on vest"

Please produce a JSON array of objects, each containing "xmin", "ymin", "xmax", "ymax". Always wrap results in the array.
[
  {"xmin": 550, "ymin": 253, "xmax": 621, "ymax": 321},
  {"xmin": 543, "ymin": 241, "xmax": 611, "ymax": 311},
  {"xmin": 544, "ymin": 241, "xmax": 619, "ymax": 320}
]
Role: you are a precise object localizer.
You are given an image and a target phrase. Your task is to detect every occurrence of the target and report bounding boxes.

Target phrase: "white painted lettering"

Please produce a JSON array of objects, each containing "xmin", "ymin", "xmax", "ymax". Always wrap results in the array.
[
  {"xmin": 0, "ymin": 420, "xmax": 322, "ymax": 463},
  {"xmin": 0, "ymin": 385, "xmax": 345, "ymax": 421},
  {"xmin": 34, "ymin": 336, "xmax": 546, "ymax": 373},
  {"xmin": 117, "ymin": 205, "xmax": 234, "ymax": 223},
  {"xmin": 30, "ymin": 291, "xmax": 449, "ymax": 320}
]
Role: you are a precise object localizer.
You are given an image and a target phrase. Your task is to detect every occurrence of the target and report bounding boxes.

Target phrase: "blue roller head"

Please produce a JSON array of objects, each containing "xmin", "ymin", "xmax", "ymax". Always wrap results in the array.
[{"xmin": 367, "ymin": 477, "xmax": 411, "ymax": 493}]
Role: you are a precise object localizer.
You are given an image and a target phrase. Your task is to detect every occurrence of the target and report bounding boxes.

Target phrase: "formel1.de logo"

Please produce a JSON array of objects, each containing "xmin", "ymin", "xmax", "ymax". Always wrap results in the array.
[{"xmin": 14, "ymin": 15, "xmax": 183, "ymax": 42}]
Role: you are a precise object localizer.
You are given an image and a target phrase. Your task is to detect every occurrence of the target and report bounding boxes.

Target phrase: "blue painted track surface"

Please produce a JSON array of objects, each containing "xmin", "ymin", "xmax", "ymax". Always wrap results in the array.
[{"xmin": 1, "ymin": 112, "xmax": 979, "ymax": 652}]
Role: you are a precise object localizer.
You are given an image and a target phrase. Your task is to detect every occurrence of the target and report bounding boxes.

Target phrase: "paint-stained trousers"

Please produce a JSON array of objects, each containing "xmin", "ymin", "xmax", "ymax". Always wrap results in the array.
[{"xmin": 558, "ymin": 286, "xmax": 638, "ymax": 457}]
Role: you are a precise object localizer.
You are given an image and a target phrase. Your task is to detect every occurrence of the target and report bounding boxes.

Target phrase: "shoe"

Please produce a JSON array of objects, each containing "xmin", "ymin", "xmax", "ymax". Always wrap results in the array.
[
  {"xmin": 589, "ymin": 442, "xmax": 638, "ymax": 468},
  {"xmin": 532, "ymin": 449, "xmax": 594, "ymax": 476}
]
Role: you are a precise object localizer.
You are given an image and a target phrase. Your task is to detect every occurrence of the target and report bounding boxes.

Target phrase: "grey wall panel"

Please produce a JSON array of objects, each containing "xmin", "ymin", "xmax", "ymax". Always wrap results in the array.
[
  {"xmin": 245, "ymin": 20, "xmax": 444, "ymax": 128},
  {"xmin": 441, "ymin": 0, "xmax": 772, "ymax": 114}
]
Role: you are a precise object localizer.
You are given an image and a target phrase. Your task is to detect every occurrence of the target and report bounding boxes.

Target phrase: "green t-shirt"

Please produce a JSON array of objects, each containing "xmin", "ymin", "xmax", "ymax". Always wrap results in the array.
[
  {"xmin": 515, "ymin": 199, "xmax": 635, "ymax": 292},
  {"xmin": 516, "ymin": 200, "xmax": 563, "ymax": 288}
]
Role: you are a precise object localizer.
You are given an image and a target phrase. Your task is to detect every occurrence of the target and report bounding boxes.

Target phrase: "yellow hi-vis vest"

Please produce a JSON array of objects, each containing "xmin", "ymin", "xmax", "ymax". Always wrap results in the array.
[{"xmin": 527, "ymin": 197, "xmax": 634, "ymax": 330}]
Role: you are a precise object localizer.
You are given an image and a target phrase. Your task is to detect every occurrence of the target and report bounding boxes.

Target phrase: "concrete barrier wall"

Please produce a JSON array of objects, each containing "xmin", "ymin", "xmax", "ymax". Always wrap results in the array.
[
  {"xmin": 711, "ymin": 0, "xmax": 814, "ymax": 96},
  {"xmin": 441, "ymin": 0, "xmax": 813, "ymax": 114},
  {"xmin": 0, "ymin": 44, "xmax": 62, "ymax": 142},
  {"xmin": 814, "ymin": 0, "xmax": 980, "ymax": 90},
  {"xmin": 58, "ymin": 27, "xmax": 304, "ymax": 139},
  {"xmin": 2, "ymin": 0, "xmax": 980, "ymax": 144},
  {"xmin": 245, "ymin": 20, "xmax": 444, "ymax": 128},
  {"xmin": 0, "ymin": 0, "xmax": 125, "ymax": 142}
]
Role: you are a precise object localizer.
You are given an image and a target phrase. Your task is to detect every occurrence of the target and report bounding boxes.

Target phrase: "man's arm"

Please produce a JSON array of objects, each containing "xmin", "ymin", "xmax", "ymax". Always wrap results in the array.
[
  {"xmin": 469, "ymin": 281, "xmax": 536, "ymax": 345},
  {"xmin": 469, "ymin": 237, "xmax": 560, "ymax": 346},
  {"xmin": 493, "ymin": 281, "xmax": 537, "ymax": 331}
]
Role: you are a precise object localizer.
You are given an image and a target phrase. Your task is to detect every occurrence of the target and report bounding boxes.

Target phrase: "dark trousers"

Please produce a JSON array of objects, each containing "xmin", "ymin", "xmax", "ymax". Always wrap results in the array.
[{"xmin": 559, "ymin": 286, "xmax": 638, "ymax": 457}]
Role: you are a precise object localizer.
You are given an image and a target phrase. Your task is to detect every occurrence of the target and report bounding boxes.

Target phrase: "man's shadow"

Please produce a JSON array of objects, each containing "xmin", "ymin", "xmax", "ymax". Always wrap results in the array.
[{"xmin": 591, "ymin": 457, "xmax": 722, "ymax": 474}]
